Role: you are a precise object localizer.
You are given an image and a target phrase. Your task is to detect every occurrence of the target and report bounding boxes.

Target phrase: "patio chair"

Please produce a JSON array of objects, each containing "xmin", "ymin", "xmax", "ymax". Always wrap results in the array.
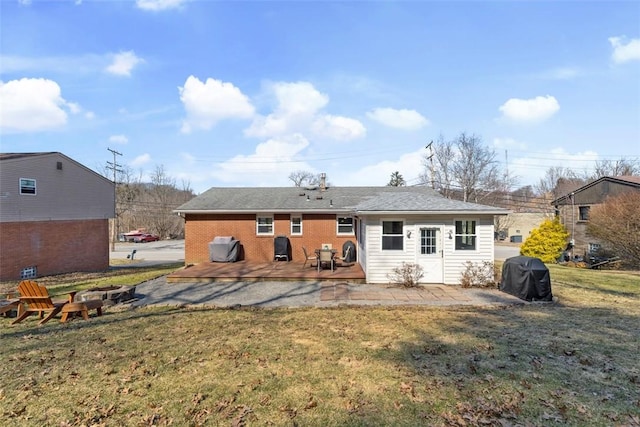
[
  {"xmin": 318, "ymin": 249, "xmax": 335, "ymax": 272},
  {"xmin": 12, "ymin": 280, "xmax": 74, "ymax": 325},
  {"xmin": 302, "ymin": 246, "xmax": 317, "ymax": 268}
]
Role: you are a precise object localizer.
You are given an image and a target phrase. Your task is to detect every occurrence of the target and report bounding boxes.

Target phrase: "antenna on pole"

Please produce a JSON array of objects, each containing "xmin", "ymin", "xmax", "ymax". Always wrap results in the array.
[
  {"xmin": 106, "ymin": 148, "xmax": 123, "ymax": 251},
  {"xmin": 425, "ymin": 141, "xmax": 435, "ymax": 189}
]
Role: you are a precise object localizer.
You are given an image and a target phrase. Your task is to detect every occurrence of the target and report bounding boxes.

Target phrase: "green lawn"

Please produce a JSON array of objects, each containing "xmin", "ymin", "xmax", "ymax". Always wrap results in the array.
[{"xmin": 1, "ymin": 265, "xmax": 639, "ymax": 426}]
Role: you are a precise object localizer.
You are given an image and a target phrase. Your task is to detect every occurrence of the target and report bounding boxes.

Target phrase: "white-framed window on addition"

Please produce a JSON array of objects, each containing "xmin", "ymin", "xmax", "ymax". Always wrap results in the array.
[
  {"xmin": 291, "ymin": 215, "xmax": 302, "ymax": 235},
  {"xmin": 454, "ymin": 219, "xmax": 477, "ymax": 250},
  {"xmin": 20, "ymin": 178, "xmax": 36, "ymax": 195},
  {"xmin": 337, "ymin": 216, "xmax": 354, "ymax": 235},
  {"xmin": 382, "ymin": 220, "xmax": 404, "ymax": 250},
  {"xmin": 256, "ymin": 215, "xmax": 274, "ymax": 235}
]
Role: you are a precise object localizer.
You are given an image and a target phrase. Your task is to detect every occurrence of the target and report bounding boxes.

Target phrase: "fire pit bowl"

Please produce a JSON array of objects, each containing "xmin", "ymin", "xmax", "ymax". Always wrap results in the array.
[{"xmin": 77, "ymin": 285, "xmax": 136, "ymax": 305}]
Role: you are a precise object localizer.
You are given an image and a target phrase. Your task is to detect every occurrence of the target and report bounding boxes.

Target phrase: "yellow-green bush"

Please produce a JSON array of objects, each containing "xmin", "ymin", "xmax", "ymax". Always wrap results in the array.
[{"xmin": 520, "ymin": 218, "xmax": 569, "ymax": 263}]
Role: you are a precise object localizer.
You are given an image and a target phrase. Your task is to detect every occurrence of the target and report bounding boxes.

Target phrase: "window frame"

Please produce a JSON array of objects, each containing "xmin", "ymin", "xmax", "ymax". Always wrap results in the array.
[
  {"xmin": 454, "ymin": 219, "xmax": 477, "ymax": 251},
  {"xmin": 578, "ymin": 206, "xmax": 590, "ymax": 221},
  {"xmin": 382, "ymin": 219, "xmax": 404, "ymax": 251},
  {"xmin": 337, "ymin": 216, "xmax": 354, "ymax": 235},
  {"xmin": 290, "ymin": 214, "xmax": 302, "ymax": 236},
  {"xmin": 19, "ymin": 178, "xmax": 37, "ymax": 195},
  {"xmin": 256, "ymin": 214, "xmax": 274, "ymax": 236}
]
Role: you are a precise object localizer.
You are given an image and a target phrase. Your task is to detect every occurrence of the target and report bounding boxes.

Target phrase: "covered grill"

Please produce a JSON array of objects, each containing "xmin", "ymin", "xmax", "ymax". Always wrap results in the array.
[
  {"xmin": 342, "ymin": 240, "xmax": 356, "ymax": 263},
  {"xmin": 499, "ymin": 256, "xmax": 552, "ymax": 301},
  {"xmin": 274, "ymin": 235, "xmax": 290, "ymax": 261},
  {"xmin": 209, "ymin": 236, "xmax": 239, "ymax": 262}
]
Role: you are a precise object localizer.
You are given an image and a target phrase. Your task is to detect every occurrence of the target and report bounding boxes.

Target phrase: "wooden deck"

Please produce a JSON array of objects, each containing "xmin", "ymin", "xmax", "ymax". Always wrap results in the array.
[{"xmin": 167, "ymin": 260, "xmax": 366, "ymax": 283}]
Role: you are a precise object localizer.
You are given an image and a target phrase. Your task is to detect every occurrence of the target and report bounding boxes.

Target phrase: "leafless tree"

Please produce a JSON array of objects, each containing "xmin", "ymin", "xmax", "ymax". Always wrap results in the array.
[
  {"xmin": 288, "ymin": 170, "xmax": 316, "ymax": 187},
  {"xmin": 587, "ymin": 191, "xmax": 640, "ymax": 268},
  {"xmin": 592, "ymin": 158, "xmax": 640, "ymax": 179},
  {"xmin": 534, "ymin": 167, "xmax": 586, "ymax": 212},
  {"xmin": 421, "ymin": 132, "xmax": 511, "ymax": 203}
]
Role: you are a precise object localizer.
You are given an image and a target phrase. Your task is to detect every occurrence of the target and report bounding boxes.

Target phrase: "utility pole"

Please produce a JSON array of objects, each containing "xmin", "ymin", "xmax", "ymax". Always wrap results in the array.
[
  {"xmin": 425, "ymin": 140, "xmax": 435, "ymax": 189},
  {"xmin": 106, "ymin": 148, "xmax": 123, "ymax": 251}
]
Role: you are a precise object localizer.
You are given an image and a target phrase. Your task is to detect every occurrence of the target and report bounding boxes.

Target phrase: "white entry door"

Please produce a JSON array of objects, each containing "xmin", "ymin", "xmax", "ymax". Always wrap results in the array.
[{"xmin": 416, "ymin": 226, "xmax": 444, "ymax": 283}]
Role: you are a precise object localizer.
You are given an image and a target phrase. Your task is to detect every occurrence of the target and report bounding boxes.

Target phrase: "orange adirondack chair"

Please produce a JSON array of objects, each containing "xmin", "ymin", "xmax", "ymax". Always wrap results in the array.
[{"xmin": 11, "ymin": 280, "xmax": 74, "ymax": 325}]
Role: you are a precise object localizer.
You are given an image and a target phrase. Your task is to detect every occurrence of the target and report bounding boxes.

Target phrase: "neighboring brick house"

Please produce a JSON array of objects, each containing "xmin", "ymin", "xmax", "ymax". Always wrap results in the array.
[
  {"xmin": 551, "ymin": 176, "xmax": 640, "ymax": 257},
  {"xmin": 0, "ymin": 152, "xmax": 114, "ymax": 281},
  {"xmin": 175, "ymin": 182, "xmax": 508, "ymax": 284}
]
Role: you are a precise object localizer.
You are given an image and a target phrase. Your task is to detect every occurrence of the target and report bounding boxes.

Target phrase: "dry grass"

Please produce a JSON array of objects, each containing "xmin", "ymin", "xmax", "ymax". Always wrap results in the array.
[{"xmin": 1, "ymin": 266, "xmax": 639, "ymax": 426}]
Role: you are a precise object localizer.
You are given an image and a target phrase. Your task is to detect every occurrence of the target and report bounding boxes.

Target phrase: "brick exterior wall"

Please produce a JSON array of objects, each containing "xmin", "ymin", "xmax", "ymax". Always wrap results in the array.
[
  {"xmin": 0, "ymin": 219, "xmax": 110, "ymax": 281},
  {"xmin": 185, "ymin": 213, "xmax": 356, "ymax": 264}
]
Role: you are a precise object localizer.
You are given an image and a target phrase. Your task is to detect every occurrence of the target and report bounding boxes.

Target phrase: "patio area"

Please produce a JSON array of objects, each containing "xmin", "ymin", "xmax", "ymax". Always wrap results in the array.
[{"xmin": 167, "ymin": 260, "xmax": 366, "ymax": 283}]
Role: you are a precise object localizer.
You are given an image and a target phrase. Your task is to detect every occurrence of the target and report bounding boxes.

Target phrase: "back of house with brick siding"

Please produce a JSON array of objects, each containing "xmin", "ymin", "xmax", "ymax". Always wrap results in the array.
[
  {"xmin": 551, "ymin": 175, "xmax": 640, "ymax": 258},
  {"xmin": 0, "ymin": 152, "xmax": 114, "ymax": 281},
  {"xmin": 176, "ymin": 182, "xmax": 509, "ymax": 285}
]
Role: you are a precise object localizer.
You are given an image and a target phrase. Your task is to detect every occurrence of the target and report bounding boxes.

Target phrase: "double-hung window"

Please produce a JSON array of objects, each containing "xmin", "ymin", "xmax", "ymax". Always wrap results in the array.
[
  {"xmin": 455, "ymin": 220, "xmax": 476, "ymax": 250},
  {"xmin": 291, "ymin": 215, "xmax": 302, "ymax": 235},
  {"xmin": 20, "ymin": 178, "xmax": 36, "ymax": 195},
  {"xmin": 382, "ymin": 220, "xmax": 403, "ymax": 250},
  {"xmin": 256, "ymin": 215, "xmax": 274, "ymax": 235},
  {"xmin": 337, "ymin": 216, "xmax": 354, "ymax": 235}
]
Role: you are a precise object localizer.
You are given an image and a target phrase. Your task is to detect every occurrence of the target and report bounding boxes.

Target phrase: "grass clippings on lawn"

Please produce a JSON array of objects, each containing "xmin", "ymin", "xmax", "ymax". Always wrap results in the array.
[{"xmin": 1, "ymin": 266, "xmax": 639, "ymax": 426}]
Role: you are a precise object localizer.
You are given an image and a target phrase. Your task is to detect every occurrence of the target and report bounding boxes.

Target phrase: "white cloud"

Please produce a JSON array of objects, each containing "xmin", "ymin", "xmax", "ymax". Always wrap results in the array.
[
  {"xmin": 609, "ymin": 36, "xmax": 640, "ymax": 64},
  {"xmin": 0, "ymin": 78, "xmax": 73, "ymax": 132},
  {"xmin": 366, "ymin": 108, "xmax": 429, "ymax": 130},
  {"xmin": 131, "ymin": 153, "xmax": 151, "ymax": 167},
  {"xmin": 85, "ymin": 111, "xmax": 95, "ymax": 120},
  {"xmin": 105, "ymin": 51, "xmax": 144, "ymax": 77},
  {"xmin": 136, "ymin": 0, "xmax": 187, "ymax": 11},
  {"xmin": 498, "ymin": 95, "xmax": 560, "ymax": 123},
  {"xmin": 312, "ymin": 115, "xmax": 366, "ymax": 141},
  {"xmin": 245, "ymin": 81, "xmax": 328, "ymax": 138},
  {"xmin": 179, "ymin": 75, "xmax": 255, "ymax": 133},
  {"xmin": 245, "ymin": 81, "xmax": 364, "ymax": 141},
  {"xmin": 211, "ymin": 134, "xmax": 311, "ymax": 184},
  {"xmin": 109, "ymin": 135, "xmax": 129, "ymax": 145},
  {"xmin": 337, "ymin": 148, "xmax": 425, "ymax": 186}
]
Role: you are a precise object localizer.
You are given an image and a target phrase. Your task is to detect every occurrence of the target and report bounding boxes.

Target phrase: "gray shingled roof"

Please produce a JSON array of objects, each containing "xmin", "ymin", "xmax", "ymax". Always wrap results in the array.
[{"xmin": 176, "ymin": 186, "xmax": 508, "ymax": 215}]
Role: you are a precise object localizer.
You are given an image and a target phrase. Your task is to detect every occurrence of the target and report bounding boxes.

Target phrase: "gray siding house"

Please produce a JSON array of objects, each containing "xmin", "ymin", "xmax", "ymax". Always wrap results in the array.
[{"xmin": 0, "ymin": 152, "xmax": 115, "ymax": 281}]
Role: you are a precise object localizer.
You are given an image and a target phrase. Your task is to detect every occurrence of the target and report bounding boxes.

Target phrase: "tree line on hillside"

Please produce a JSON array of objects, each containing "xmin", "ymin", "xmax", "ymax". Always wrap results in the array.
[{"xmin": 102, "ymin": 165, "xmax": 195, "ymax": 242}]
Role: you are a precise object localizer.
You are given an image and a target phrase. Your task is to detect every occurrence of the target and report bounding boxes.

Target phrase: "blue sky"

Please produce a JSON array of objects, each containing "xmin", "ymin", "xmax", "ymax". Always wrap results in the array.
[{"xmin": 1, "ymin": 0, "xmax": 639, "ymax": 194}]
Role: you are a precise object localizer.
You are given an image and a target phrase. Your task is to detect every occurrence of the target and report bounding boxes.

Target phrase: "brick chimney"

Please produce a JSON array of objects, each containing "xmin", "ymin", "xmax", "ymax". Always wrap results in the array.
[{"xmin": 320, "ymin": 172, "xmax": 327, "ymax": 192}]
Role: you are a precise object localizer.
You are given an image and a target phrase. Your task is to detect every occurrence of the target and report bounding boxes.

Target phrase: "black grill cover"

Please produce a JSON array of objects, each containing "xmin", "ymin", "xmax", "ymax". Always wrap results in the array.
[
  {"xmin": 274, "ymin": 236, "xmax": 290, "ymax": 261},
  {"xmin": 499, "ymin": 256, "xmax": 552, "ymax": 301},
  {"xmin": 342, "ymin": 240, "xmax": 356, "ymax": 263},
  {"xmin": 209, "ymin": 236, "xmax": 239, "ymax": 262}
]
